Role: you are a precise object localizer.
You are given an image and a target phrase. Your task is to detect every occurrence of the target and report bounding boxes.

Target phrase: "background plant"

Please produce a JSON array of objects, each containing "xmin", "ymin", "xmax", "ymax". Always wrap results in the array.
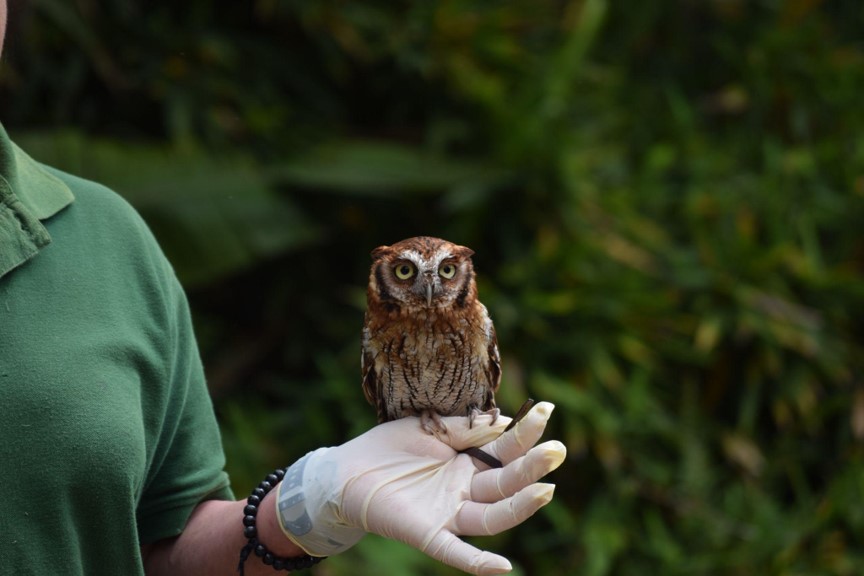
[{"xmin": 3, "ymin": 1, "xmax": 863, "ymax": 574}]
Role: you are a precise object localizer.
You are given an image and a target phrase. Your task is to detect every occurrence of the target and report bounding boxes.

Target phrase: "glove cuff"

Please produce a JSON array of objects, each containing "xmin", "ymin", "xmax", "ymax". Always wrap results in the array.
[{"xmin": 276, "ymin": 448, "xmax": 366, "ymax": 557}]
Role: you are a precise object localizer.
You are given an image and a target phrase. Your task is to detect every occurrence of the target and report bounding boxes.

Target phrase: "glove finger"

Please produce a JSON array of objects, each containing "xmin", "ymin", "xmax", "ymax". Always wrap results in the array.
[
  {"xmin": 471, "ymin": 440, "xmax": 566, "ymax": 503},
  {"xmin": 455, "ymin": 483, "xmax": 555, "ymax": 536},
  {"xmin": 422, "ymin": 530, "xmax": 512, "ymax": 575},
  {"xmin": 481, "ymin": 402, "xmax": 554, "ymax": 466}
]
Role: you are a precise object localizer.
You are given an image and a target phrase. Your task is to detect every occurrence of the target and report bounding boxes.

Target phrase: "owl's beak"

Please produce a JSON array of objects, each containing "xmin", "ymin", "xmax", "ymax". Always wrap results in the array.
[
  {"xmin": 426, "ymin": 283, "xmax": 433, "ymax": 307},
  {"xmin": 415, "ymin": 273, "xmax": 437, "ymax": 307}
]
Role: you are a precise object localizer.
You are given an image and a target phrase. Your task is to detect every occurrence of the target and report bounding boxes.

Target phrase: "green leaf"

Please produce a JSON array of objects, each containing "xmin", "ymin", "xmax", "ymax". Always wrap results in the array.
[{"xmin": 269, "ymin": 139, "xmax": 512, "ymax": 196}]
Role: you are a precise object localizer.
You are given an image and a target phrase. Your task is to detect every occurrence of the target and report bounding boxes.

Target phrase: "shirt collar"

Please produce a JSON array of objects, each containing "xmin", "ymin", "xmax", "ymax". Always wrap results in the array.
[{"xmin": 0, "ymin": 123, "xmax": 75, "ymax": 280}]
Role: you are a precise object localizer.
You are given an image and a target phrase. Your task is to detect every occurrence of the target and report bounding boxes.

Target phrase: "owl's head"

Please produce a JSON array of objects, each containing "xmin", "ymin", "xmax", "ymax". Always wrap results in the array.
[{"xmin": 368, "ymin": 236, "xmax": 477, "ymax": 310}]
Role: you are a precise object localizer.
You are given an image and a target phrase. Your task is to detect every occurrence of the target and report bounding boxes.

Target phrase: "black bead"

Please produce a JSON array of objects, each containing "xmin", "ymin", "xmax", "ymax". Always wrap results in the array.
[
  {"xmin": 259, "ymin": 481, "xmax": 273, "ymax": 492},
  {"xmin": 243, "ymin": 504, "xmax": 258, "ymax": 516},
  {"xmin": 243, "ymin": 515, "xmax": 257, "ymax": 527},
  {"xmin": 273, "ymin": 559, "xmax": 285, "ymax": 570},
  {"xmin": 252, "ymin": 488, "xmax": 266, "ymax": 499},
  {"xmin": 266, "ymin": 473, "xmax": 279, "ymax": 485},
  {"xmin": 243, "ymin": 526, "xmax": 257, "ymax": 538},
  {"xmin": 247, "ymin": 494, "xmax": 261, "ymax": 507},
  {"xmin": 274, "ymin": 469, "xmax": 286, "ymax": 479},
  {"xmin": 254, "ymin": 544, "xmax": 267, "ymax": 557},
  {"xmin": 263, "ymin": 553, "xmax": 274, "ymax": 565}
]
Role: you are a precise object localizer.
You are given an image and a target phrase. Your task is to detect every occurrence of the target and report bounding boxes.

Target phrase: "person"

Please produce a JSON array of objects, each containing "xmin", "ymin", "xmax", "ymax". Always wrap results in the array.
[{"xmin": 0, "ymin": 3, "xmax": 566, "ymax": 575}]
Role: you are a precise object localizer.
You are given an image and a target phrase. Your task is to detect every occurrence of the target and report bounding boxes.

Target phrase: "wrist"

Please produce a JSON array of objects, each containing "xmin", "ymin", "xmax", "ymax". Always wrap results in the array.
[
  {"xmin": 256, "ymin": 488, "xmax": 306, "ymax": 558},
  {"xmin": 237, "ymin": 468, "xmax": 325, "ymax": 574},
  {"xmin": 275, "ymin": 448, "xmax": 366, "ymax": 557}
]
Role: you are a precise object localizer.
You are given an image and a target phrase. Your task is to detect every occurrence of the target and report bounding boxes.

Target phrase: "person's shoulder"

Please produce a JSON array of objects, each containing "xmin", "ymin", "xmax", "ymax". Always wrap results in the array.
[
  {"xmin": 40, "ymin": 164, "xmax": 168, "ymax": 259},
  {"xmin": 43, "ymin": 164, "xmax": 144, "ymax": 225},
  {"xmin": 38, "ymin": 164, "xmax": 177, "ymax": 283}
]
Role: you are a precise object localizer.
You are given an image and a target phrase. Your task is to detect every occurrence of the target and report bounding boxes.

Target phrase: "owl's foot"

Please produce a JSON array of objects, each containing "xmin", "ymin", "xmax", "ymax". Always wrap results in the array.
[
  {"xmin": 468, "ymin": 406, "xmax": 500, "ymax": 429},
  {"xmin": 420, "ymin": 410, "xmax": 447, "ymax": 435}
]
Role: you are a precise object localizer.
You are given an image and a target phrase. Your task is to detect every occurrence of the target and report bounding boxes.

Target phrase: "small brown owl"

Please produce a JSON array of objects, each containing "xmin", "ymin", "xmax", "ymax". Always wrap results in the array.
[{"xmin": 361, "ymin": 236, "xmax": 501, "ymax": 433}]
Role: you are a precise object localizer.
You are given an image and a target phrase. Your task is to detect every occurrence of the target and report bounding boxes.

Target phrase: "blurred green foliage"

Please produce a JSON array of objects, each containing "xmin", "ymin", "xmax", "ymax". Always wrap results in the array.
[{"xmin": 3, "ymin": 1, "xmax": 864, "ymax": 574}]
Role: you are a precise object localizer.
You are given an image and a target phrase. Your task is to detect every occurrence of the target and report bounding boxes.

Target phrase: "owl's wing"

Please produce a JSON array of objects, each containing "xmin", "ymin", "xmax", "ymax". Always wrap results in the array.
[
  {"xmin": 361, "ymin": 340, "xmax": 388, "ymax": 423},
  {"xmin": 361, "ymin": 346, "xmax": 376, "ymax": 405},
  {"xmin": 486, "ymin": 322, "xmax": 502, "ymax": 402}
]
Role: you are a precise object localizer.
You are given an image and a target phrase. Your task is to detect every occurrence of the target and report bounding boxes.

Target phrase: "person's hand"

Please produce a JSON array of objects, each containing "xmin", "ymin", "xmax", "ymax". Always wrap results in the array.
[{"xmin": 275, "ymin": 402, "xmax": 566, "ymax": 575}]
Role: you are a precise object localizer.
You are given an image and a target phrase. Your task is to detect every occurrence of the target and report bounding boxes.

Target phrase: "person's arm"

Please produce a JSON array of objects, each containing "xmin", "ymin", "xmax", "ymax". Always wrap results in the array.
[{"xmin": 141, "ymin": 490, "xmax": 304, "ymax": 576}]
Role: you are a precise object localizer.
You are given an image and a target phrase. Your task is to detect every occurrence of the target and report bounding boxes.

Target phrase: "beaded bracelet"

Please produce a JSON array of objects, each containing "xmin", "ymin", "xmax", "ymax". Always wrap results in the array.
[{"xmin": 237, "ymin": 467, "xmax": 326, "ymax": 574}]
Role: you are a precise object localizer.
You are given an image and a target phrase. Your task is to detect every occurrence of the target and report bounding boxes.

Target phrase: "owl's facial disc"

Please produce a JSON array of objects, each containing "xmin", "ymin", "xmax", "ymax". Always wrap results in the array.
[{"xmin": 391, "ymin": 248, "xmax": 466, "ymax": 308}]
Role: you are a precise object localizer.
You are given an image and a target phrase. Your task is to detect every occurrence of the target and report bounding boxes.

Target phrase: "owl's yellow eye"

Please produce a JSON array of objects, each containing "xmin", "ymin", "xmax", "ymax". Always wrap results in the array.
[
  {"xmin": 394, "ymin": 263, "xmax": 415, "ymax": 280},
  {"xmin": 439, "ymin": 263, "xmax": 457, "ymax": 279}
]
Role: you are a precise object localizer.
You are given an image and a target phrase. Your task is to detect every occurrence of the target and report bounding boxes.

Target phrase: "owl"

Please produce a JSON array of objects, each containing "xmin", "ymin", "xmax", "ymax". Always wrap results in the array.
[{"xmin": 361, "ymin": 236, "xmax": 501, "ymax": 433}]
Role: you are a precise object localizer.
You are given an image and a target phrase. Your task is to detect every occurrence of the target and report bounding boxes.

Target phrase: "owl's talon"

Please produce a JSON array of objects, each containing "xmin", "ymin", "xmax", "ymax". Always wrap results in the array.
[
  {"xmin": 468, "ymin": 406, "xmax": 500, "ymax": 429},
  {"xmin": 421, "ymin": 410, "xmax": 447, "ymax": 435},
  {"xmin": 487, "ymin": 407, "xmax": 500, "ymax": 426}
]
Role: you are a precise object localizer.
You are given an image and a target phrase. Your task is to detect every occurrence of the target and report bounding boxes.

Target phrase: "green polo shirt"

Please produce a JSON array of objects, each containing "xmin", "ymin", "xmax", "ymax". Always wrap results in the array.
[{"xmin": 0, "ymin": 124, "xmax": 233, "ymax": 574}]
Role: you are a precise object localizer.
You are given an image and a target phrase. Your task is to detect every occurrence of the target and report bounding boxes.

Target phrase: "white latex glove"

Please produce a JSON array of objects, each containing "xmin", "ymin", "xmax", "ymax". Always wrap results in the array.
[{"xmin": 276, "ymin": 401, "xmax": 566, "ymax": 575}]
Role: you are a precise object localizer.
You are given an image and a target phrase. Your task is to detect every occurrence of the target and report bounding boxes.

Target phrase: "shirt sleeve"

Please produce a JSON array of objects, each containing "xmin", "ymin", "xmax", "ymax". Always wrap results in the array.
[{"xmin": 135, "ymin": 247, "xmax": 234, "ymax": 545}]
